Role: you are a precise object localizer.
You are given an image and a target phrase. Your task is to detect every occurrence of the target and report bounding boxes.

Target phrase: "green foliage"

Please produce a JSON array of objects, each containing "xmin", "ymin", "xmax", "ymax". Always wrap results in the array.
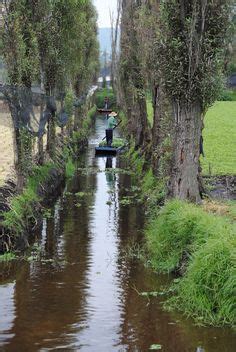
[
  {"xmin": 95, "ymin": 88, "xmax": 116, "ymax": 109},
  {"xmin": 2, "ymin": 163, "xmax": 57, "ymax": 236},
  {"xmin": 145, "ymin": 199, "xmax": 236, "ymax": 326},
  {"xmin": 146, "ymin": 199, "xmax": 233, "ymax": 273},
  {"xmin": 219, "ymin": 89, "xmax": 236, "ymax": 101},
  {"xmin": 201, "ymin": 101, "xmax": 236, "ymax": 175},
  {"xmin": 65, "ymin": 158, "xmax": 76, "ymax": 179},
  {"xmin": 124, "ymin": 140, "xmax": 145, "ymax": 177},
  {"xmin": 146, "ymin": 98, "xmax": 154, "ymax": 127},
  {"xmin": 0, "ymin": 252, "xmax": 16, "ymax": 262},
  {"xmin": 158, "ymin": 0, "xmax": 231, "ymax": 109},
  {"xmin": 3, "ymin": 186, "xmax": 40, "ymax": 235},
  {"xmin": 64, "ymin": 89, "xmax": 75, "ymax": 118},
  {"xmin": 99, "ymin": 138, "xmax": 125, "ymax": 148},
  {"xmin": 169, "ymin": 232, "xmax": 235, "ymax": 326},
  {"xmin": 149, "ymin": 344, "xmax": 162, "ymax": 350},
  {"xmin": 71, "ymin": 105, "xmax": 96, "ymax": 153}
]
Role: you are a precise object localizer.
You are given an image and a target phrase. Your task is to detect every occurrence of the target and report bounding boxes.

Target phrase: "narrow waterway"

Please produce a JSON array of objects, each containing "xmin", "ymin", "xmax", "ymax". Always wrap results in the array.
[{"xmin": 0, "ymin": 116, "xmax": 235, "ymax": 352}]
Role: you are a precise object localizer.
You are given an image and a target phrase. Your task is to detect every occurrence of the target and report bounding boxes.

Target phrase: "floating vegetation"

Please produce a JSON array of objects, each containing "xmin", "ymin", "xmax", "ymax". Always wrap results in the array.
[
  {"xmin": 43, "ymin": 209, "xmax": 53, "ymax": 219},
  {"xmin": 65, "ymin": 191, "xmax": 73, "ymax": 196},
  {"xmin": 75, "ymin": 191, "xmax": 93, "ymax": 198},
  {"xmin": 120, "ymin": 197, "xmax": 133, "ymax": 206},
  {"xmin": 149, "ymin": 344, "xmax": 162, "ymax": 350},
  {"xmin": 77, "ymin": 167, "xmax": 99, "ymax": 176},
  {"xmin": 120, "ymin": 195, "xmax": 142, "ymax": 206},
  {"xmin": 0, "ymin": 252, "xmax": 16, "ymax": 262},
  {"xmin": 99, "ymin": 138, "xmax": 126, "ymax": 148}
]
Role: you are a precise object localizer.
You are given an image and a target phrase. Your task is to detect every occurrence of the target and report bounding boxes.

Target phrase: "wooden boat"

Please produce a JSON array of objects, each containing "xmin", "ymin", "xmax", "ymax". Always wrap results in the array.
[
  {"xmin": 97, "ymin": 108, "xmax": 113, "ymax": 114},
  {"xmin": 95, "ymin": 146, "xmax": 122, "ymax": 156}
]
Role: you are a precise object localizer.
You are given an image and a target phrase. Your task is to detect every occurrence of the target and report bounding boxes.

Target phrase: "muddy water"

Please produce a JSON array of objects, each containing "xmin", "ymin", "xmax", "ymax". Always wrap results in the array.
[{"xmin": 0, "ymin": 116, "xmax": 235, "ymax": 352}]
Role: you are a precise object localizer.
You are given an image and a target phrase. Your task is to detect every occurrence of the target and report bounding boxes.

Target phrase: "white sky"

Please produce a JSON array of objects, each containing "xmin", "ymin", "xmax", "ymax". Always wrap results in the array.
[{"xmin": 93, "ymin": 0, "xmax": 118, "ymax": 28}]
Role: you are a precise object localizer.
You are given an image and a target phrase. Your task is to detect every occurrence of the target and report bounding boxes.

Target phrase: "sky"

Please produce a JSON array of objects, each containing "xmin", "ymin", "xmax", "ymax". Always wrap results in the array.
[{"xmin": 93, "ymin": 0, "xmax": 118, "ymax": 28}]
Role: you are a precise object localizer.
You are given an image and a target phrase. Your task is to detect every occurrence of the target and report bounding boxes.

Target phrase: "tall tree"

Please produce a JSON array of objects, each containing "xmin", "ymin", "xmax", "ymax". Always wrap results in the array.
[
  {"xmin": 2, "ymin": 0, "xmax": 40, "ymax": 189},
  {"xmin": 119, "ymin": 0, "xmax": 150, "ymax": 149},
  {"xmin": 157, "ymin": 0, "xmax": 231, "ymax": 202}
]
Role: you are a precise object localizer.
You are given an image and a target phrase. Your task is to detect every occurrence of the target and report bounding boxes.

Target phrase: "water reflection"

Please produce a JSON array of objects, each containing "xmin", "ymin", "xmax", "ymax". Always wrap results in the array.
[
  {"xmin": 0, "ymin": 283, "xmax": 15, "ymax": 346},
  {"xmin": 0, "ymin": 116, "xmax": 235, "ymax": 351}
]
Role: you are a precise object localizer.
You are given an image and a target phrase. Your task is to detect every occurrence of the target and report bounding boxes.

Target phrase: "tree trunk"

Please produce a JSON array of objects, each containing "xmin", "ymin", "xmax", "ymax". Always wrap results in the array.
[
  {"xmin": 47, "ymin": 113, "xmax": 56, "ymax": 159},
  {"xmin": 152, "ymin": 83, "xmax": 172, "ymax": 177},
  {"xmin": 129, "ymin": 95, "xmax": 150, "ymax": 148},
  {"xmin": 169, "ymin": 102, "xmax": 203, "ymax": 203},
  {"xmin": 152, "ymin": 84, "xmax": 164, "ymax": 175},
  {"xmin": 14, "ymin": 128, "xmax": 25, "ymax": 191}
]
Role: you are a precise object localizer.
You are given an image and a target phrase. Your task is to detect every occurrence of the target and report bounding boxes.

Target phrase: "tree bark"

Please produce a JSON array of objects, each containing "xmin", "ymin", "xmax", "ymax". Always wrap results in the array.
[{"xmin": 169, "ymin": 102, "xmax": 203, "ymax": 203}]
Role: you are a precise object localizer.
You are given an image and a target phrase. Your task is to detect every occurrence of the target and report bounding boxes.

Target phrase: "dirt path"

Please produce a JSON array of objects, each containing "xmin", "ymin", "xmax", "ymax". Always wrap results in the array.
[{"xmin": 0, "ymin": 103, "xmax": 14, "ymax": 186}]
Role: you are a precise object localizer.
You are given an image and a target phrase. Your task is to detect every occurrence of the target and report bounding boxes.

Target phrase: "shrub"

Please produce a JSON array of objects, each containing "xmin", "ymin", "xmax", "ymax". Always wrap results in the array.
[
  {"xmin": 218, "ymin": 89, "xmax": 236, "ymax": 101},
  {"xmin": 95, "ymin": 88, "xmax": 116, "ymax": 109}
]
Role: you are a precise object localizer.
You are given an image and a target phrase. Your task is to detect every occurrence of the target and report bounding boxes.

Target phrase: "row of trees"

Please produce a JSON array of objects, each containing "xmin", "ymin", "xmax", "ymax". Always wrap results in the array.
[
  {"xmin": 0, "ymin": 0, "xmax": 99, "ymax": 190},
  {"xmin": 117, "ymin": 0, "xmax": 232, "ymax": 203}
]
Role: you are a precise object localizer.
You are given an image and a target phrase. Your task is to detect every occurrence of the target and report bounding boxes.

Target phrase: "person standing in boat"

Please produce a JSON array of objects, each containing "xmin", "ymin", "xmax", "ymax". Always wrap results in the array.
[
  {"xmin": 104, "ymin": 96, "xmax": 109, "ymax": 110},
  {"xmin": 106, "ymin": 111, "xmax": 117, "ymax": 146}
]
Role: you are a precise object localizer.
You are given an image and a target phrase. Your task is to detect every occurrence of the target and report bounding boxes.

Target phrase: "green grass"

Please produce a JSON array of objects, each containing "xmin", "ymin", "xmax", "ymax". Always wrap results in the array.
[
  {"xmin": 201, "ymin": 101, "xmax": 236, "ymax": 175},
  {"xmin": 146, "ymin": 99, "xmax": 154, "ymax": 126},
  {"xmin": 146, "ymin": 200, "xmax": 236, "ymax": 325},
  {"xmin": 170, "ymin": 232, "xmax": 236, "ymax": 326},
  {"xmin": 2, "ymin": 163, "xmax": 58, "ymax": 236},
  {"xmin": 145, "ymin": 199, "xmax": 236, "ymax": 326}
]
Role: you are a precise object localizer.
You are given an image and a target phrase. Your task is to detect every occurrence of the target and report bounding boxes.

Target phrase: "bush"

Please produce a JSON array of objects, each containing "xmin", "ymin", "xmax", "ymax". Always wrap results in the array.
[
  {"xmin": 95, "ymin": 88, "xmax": 116, "ymax": 109},
  {"xmin": 218, "ymin": 89, "xmax": 236, "ymax": 101}
]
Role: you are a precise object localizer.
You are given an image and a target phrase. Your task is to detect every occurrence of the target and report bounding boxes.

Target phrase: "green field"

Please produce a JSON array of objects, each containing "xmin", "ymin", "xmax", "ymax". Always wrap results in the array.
[
  {"xmin": 202, "ymin": 101, "xmax": 236, "ymax": 175},
  {"xmin": 146, "ymin": 99, "xmax": 236, "ymax": 176}
]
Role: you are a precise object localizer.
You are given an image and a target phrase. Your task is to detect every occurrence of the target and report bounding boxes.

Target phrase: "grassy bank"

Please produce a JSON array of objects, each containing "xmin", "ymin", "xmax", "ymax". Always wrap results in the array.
[
  {"xmin": 145, "ymin": 199, "xmax": 235, "ymax": 326},
  {"xmin": 1, "ymin": 105, "xmax": 97, "ymax": 252},
  {"xmin": 201, "ymin": 101, "xmax": 236, "ymax": 175},
  {"xmin": 2, "ymin": 162, "xmax": 63, "ymax": 238}
]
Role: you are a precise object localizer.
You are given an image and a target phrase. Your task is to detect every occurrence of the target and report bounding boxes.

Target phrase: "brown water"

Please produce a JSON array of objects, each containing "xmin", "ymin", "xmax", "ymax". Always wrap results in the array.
[{"xmin": 0, "ymin": 116, "xmax": 235, "ymax": 352}]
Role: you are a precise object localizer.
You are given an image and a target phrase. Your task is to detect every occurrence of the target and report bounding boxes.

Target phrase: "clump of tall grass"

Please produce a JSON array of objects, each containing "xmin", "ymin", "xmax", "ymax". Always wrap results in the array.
[
  {"xmin": 146, "ymin": 199, "xmax": 232, "ymax": 273},
  {"xmin": 146, "ymin": 199, "xmax": 236, "ymax": 326},
  {"xmin": 169, "ymin": 232, "xmax": 236, "ymax": 326}
]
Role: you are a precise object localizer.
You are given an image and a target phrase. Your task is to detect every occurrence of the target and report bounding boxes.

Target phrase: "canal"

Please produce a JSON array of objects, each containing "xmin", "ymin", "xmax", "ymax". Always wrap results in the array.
[{"xmin": 0, "ymin": 115, "xmax": 235, "ymax": 351}]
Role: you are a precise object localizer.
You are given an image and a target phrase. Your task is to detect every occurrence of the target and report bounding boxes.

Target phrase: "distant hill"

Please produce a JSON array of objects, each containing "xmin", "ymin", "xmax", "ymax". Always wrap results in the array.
[{"xmin": 98, "ymin": 28, "xmax": 112, "ymax": 55}]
